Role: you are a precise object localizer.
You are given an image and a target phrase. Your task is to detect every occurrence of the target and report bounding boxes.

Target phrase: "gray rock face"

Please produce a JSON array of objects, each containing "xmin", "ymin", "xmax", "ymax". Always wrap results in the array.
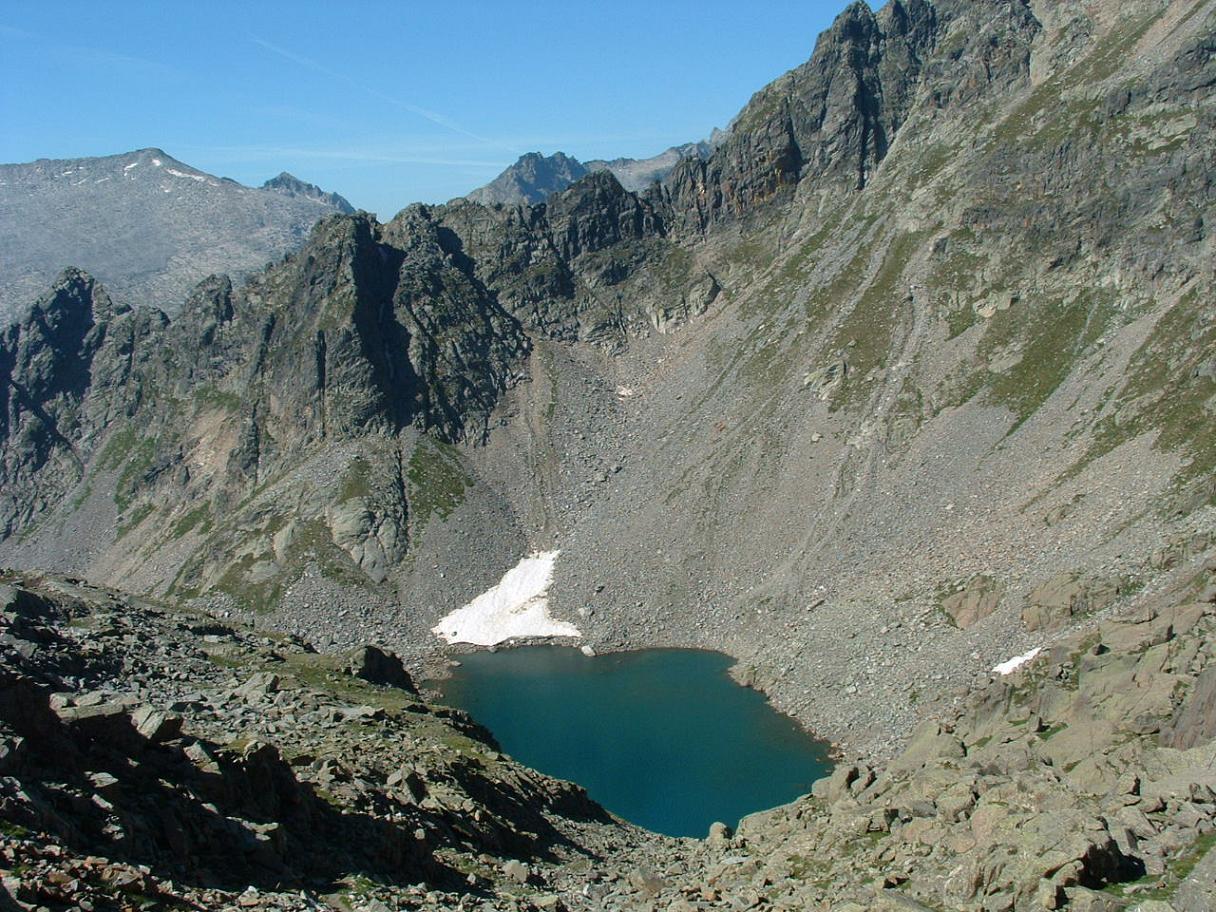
[
  {"xmin": 262, "ymin": 171, "xmax": 355, "ymax": 213},
  {"xmin": 0, "ymin": 148, "xmax": 352, "ymax": 323},
  {"xmin": 0, "ymin": 269, "xmax": 167, "ymax": 537},
  {"xmin": 465, "ymin": 152, "xmax": 590, "ymax": 206},
  {"xmin": 663, "ymin": 0, "xmax": 1036, "ymax": 230}
]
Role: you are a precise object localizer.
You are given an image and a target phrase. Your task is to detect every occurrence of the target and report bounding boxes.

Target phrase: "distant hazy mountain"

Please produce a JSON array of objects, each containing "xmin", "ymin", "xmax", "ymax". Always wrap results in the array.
[
  {"xmin": 587, "ymin": 132, "xmax": 724, "ymax": 192},
  {"xmin": 0, "ymin": 148, "xmax": 353, "ymax": 323},
  {"xmin": 262, "ymin": 171, "xmax": 355, "ymax": 213},
  {"xmin": 464, "ymin": 137, "xmax": 721, "ymax": 206},
  {"xmin": 463, "ymin": 151, "xmax": 590, "ymax": 206}
]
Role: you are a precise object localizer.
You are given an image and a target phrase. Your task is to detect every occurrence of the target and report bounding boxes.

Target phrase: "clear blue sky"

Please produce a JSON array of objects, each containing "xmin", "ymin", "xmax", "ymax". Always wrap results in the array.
[{"xmin": 1, "ymin": 1, "xmax": 849, "ymax": 218}]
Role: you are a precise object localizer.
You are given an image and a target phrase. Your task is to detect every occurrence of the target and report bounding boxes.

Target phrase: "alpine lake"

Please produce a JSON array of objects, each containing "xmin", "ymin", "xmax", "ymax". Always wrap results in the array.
[{"xmin": 434, "ymin": 647, "xmax": 833, "ymax": 838}]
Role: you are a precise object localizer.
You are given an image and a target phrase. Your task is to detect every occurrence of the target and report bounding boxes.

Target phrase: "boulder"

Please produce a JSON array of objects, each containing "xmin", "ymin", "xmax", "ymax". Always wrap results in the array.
[
  {"xmin": 233, "ymin": 672, "xmax": 280, "ymax": 703},
  {"xmin": 1162, "ymin": 666, "xmax": 1216, "ymax": 750},
  {"xmin": 707, "ymin": 821, "xmax": 732, "ymax": 846},
  {"xmin": 346, "ymin": 645, "xmax": 417, "ymax": 693},
  {"xmin": 0, "ymin": 584, "xmax": 51, "ymax": 621},
  {"xmin": 941, "ymin": 575, "xmax": 1003, "ymax": 628},
  {"xmin": 131, "ymin": 705, "xmax": 184, "ymax": 742},
  {"xmin": 1022, "ymin": 573, "xmax": 1122, "ymax": 632},
  {"xmin": 502, "ymin": 859, "xmax": 529, "ymax": 884}
]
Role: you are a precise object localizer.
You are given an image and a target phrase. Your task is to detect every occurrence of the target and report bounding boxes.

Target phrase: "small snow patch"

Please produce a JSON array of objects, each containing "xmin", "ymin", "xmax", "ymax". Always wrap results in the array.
[
  {"xmin": 166, "ymin": 168, "xmax": 207, "ymax": 183},
  {"xmin": 123, "ymin": 162, "xmax": 139, "ymax": 171},
  {"xmin": 616, "ymin": 386, "xmax": 635, "ymax": 399},
  {"xmin": 993, "ymin": 647, "xmax": 1042, "ymax": 676},
  {"xmin": 151, "ymin": 158, "xmax": 162, "ymax": 167},
  {"xmin": 431, "ymin": 551, "xmax": 580, "ymax": 647}
]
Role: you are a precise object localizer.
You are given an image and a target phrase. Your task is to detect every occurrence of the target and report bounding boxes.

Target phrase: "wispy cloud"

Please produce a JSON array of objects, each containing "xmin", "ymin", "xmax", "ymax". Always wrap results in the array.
[
  {"xmin": 180, "ymin": 142, "xmax": 507, "ymax": 170},
  {"xmin": 0, "ymin": 22, "xmax": 177, "ymax": 75},
  {"xmin": 250, "ymin": 35, "xmax": 521, "ymax": 156}
]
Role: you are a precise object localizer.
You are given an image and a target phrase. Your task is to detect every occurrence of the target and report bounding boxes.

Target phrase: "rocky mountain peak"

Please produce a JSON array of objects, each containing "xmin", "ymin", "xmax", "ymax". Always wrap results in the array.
[
  {"xmin": 0, "ymin": 149, "xmax": 358, "ymax": 324},
  {"xmin": 261, "ymin": 171, "xmax": 356, "ymax": 213},
  {"xmin": 464, "ymin": 151, "xmax": 592, "ymax": 206}
]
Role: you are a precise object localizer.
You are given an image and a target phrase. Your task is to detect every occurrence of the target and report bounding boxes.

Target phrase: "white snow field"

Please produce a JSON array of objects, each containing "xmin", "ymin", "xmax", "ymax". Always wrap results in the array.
[
  {"xmin": 431, "ymin": 551, "xmax": 581, "ymax": 646},
  {"xmin": 992, "ymin": 646, "xmax": 1042, "ymax": 676}
]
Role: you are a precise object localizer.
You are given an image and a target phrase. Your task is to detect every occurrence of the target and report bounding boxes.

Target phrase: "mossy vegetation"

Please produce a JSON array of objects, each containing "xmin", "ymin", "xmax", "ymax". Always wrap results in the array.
[
  {"xmin": 193, "ymin": 384, "xmax": 243, "ymax": 412},
  {"xmin": 407, "ymin": 438, "xmax": 471, "ymax": 531},
  {"xmin": 984, "ymin": 293, "xmax": 1111, "ymax": 430},
  {"xmin": 822, "ymin": 230, "xmax": 926, "ymax": 411},
  {"xmin": 97, "ymin": 428, "xmax": 161, "ymax": 511},
  {"xmin": 1104, "ymin": 831, "xmax": 1216, "ymax": 902},
  {"xmin": 171, "ymin": 504, "xmax": 213, "ymax": 539},
  {"xmin": 171, "ymin": 510, "xmax": 370, "ymax": 614},
  {"xmin": 117, "ymin": 502, "xmax": 155, "ymax": 539},
  {"xmin": 336, "ymin": 458, "xmax": 372, "ymax": 503},
  {"xmin": 1078, "ymin": 288, "xmax": 1216, "ymax": 504}
]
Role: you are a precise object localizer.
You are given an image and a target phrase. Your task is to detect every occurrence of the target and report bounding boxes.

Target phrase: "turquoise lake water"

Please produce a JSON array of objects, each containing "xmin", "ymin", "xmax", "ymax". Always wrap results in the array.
[{"xmin": 435, "ymin": 646, "xmax": 833, "ymax": 838}]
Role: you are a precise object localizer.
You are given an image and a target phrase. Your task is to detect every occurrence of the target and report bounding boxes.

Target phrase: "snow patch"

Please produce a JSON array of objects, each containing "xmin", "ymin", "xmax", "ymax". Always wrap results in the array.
[
  {"xmin": 431, "ymin": 551, "xmax": 580, "ymax": 646},
  {"xmin": 993, "ymin": 647, "xmax": 1042, "ymax": 676},
  {"xmin": 166, "ymin": 168, "xmax": 207, "ymax": 183},
  {"xmin": 123, "ymin": 162, "xmax": 139, "ymax": 171},
  {"xmin": 616, "ymin": 386, "xmax": 635, "ymax": 399}
]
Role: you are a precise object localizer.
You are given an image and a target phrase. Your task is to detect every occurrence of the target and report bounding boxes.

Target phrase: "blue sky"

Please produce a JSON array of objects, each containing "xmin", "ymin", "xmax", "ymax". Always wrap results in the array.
[{"xmin": 1, "ymin": 1, "xmax": 849, "ymax": 217}]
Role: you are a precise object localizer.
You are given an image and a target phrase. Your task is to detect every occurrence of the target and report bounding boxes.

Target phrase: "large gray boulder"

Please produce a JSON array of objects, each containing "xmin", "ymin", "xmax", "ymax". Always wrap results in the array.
[{"xmin": 346, "ymin": 645, "xmax": 417, "ymax": 693}]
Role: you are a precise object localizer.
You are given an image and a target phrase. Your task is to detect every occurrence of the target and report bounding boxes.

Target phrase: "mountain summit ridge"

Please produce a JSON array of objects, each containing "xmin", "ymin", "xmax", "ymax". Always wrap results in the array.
[{"xmin": 0, "ymin": 147, "xmax": 353, "ymax": 325}]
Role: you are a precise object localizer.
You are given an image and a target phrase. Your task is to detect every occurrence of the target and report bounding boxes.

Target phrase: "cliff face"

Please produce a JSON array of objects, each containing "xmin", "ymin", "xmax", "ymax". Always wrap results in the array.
[{"xmin": 663, "ymin": 0, "xmax": 948, "ymax": 229}]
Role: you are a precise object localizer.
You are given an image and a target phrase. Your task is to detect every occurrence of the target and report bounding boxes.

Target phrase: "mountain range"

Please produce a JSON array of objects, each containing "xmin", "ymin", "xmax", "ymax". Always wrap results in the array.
[
  {"xmin": 2, "ymin": 0, "xmax": 1215, "ymax": 909},
  {"xmin": 0, "ymin": 148, "xmax": 352, "ymax": 324},
  {"xmin": 464, "ymin": 137, "xmax": 720, "ymax": 206}
]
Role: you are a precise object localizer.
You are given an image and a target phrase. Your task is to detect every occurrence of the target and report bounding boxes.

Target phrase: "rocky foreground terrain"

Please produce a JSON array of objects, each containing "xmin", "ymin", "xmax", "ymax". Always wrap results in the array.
[
  {"xmin": 2, "ymin": 0, "xmax": 1216, "ymax": 908},
  {"xmin": 3, "ymin": 526, "xmax": 1216, "ymax": 910},
  {"xmin": 0, "ymin": 149, "xmax": 352, "ymax": 324}
]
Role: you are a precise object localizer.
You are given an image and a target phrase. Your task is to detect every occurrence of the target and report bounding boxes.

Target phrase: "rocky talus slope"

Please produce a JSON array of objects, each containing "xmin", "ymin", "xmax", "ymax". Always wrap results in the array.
[
  {"xmin": 1, "ymin": 0, "xmax": 1216, "ymax": 908},
  {"xmin": 0, "ymin": 149, "xmax": 352, "ymax": 323},
  {"xmin": 3, "ymin": 538, "xmax": 1216, "ymax": 909},
  {"xmin": 0, "ymin": 574, "xmax": 677, "ymax": 911}
]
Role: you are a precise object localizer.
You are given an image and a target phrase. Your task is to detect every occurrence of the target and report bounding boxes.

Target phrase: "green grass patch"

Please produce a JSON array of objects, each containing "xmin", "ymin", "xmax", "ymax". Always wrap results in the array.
[
  {"xmin": 0, "ymin": 820, "xmax": 30, "ymax": 838},
  {"xmin": 117, "ymin": 502, "xmax": 155, "ymax": 539},
  {"xmin": 1106, "ymin": 831, "xmax": 1216, "ymax": 900},
  {"xmin": 336, "ymin": 458, "xmax": 372, "ymax": 503},
  {"xmin": 408, "ymin": 438, "xmax": 472, "ymax": 531},
  {"xmin": 193, "ymin": 384, "xmax": 243, "ymax": 412},
  {"xmin": 98, "ymin": 428, "xmax": 160, "ymax": 511},
  {"xmin": 171, "ymin": 504, "xmax": 213, "ymax": 539},
  {"xmin": 822, "ymin": 230, "xmax": 927, "ymax": 411},
  {"xmin": 1074, "ymin": 288, "xmax": 1216, "ymax": 503}
]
